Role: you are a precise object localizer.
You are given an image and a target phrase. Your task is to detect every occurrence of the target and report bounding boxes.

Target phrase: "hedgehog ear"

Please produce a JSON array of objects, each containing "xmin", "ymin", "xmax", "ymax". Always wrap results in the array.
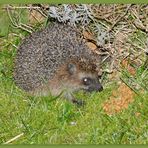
[{"xmin": 67, "ymin": 63, "xmax": 77, "ymax": 75}]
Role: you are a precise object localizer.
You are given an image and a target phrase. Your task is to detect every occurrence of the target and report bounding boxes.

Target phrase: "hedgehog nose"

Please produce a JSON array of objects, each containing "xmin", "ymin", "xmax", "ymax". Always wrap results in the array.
[{"xmin": 96, "ymin": 84, "xmax": 103, "ymax": 92}]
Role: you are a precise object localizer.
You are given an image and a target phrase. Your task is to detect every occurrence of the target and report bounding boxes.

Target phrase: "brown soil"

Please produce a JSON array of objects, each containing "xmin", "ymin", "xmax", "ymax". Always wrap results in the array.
[{"xmin": 103, "ymin": 82, "xmax": 135, "ymax": 115}]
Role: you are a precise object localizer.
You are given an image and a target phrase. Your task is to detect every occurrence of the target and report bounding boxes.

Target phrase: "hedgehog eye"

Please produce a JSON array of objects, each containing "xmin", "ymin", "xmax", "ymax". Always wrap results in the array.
[
  {"xmin": 83, "ymin": 78, "xmax": 88, "ymax": 82},
  {"xmin": 83, "ymin": 77, "xmax": 91, "ymax": 85}
]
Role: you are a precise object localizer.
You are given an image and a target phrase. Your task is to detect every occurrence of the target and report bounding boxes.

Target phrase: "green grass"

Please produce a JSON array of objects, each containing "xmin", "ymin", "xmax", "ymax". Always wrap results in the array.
[
  {"xmin": 0, "ymin": 47, "xmax": 148, "ymax": 144},
  {"xmin": 0, "ymin": 5, "xmax": 148, "ymax": 144}
]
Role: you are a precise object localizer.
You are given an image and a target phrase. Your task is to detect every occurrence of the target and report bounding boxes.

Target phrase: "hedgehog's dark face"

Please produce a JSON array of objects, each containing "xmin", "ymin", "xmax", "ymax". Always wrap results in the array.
[
  {"xmin": 81, "ymin": 77, "xmax": 103, "ymax": 92},
  {"xmin": 67, "ymin": 63, "xmax": 103, "ymax": 92}
]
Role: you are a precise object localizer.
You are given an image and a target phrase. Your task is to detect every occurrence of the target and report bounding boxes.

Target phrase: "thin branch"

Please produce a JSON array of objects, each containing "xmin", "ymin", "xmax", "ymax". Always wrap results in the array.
[
  {"xmin": 108, "ymin": 4, "xmax": 132, "ymax": 32},
  {"xmin": 6, "ymin": 5, "xmax": 33, "ymax": 33},
  {"xmin": 4, "ymin": 133, "xmax": 24, "ymax": 144},
  {"xmin": 3, "ymin": 5, "xmax": 40, "ymax": 10},
  {"xmin": 36, "ymin": 8, "xmax": 47, "ymax": 18}
]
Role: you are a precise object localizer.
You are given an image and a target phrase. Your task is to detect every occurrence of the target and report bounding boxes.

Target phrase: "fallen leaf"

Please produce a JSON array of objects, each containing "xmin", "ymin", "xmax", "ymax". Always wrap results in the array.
[
  {"xmin": 29, "ymin": 10, "xmax": 45, "ymax": 24},
  {"xmin": 86, "ymin": 42, "xmax": 97, "ymax": 50},
  {"xmin": 83, "ymin": 31, "xmax": 94, "ymax": 40}
]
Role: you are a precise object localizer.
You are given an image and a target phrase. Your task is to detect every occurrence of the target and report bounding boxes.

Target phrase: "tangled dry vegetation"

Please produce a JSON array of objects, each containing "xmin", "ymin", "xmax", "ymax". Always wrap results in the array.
[{"xmin": 3, "ymin": 4, "xmax": 148, "ymax": 115}]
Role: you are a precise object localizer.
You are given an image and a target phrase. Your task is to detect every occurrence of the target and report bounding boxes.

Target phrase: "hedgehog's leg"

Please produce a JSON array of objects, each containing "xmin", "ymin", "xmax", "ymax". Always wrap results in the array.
[
  {"xmin": 64, "ymin": 92, "xmax": 85, "ymax": 106},
  {"xmin": 72, "ymin": 98, "xmax": 85, "ymax": 106}
]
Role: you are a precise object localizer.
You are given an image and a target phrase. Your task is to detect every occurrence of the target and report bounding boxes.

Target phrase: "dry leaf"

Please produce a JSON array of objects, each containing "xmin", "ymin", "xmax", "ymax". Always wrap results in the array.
[
  {"xmin": 29, "ymin": 10, "xmax": 45, "ymax": 24},
  {"xmin": 83, "ymin": 31, "xmax": 94, "ymax": 40},
  {"xmin": 86, "ymin": 42, "xmax": 97, "ymax": 50}
]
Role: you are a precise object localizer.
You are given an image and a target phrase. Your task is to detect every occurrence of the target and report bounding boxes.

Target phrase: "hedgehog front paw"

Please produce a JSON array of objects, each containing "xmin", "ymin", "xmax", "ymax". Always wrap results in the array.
[{"xmin": 72, "ymin": 99, "xmax": 85, "ymax": 107}]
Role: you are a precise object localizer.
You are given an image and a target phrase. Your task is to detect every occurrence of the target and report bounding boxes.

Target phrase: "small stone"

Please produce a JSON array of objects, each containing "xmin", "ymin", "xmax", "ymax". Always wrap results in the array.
[{"xmin": 70, "ymin": 121, "xmax": 77, "ymax": 126}]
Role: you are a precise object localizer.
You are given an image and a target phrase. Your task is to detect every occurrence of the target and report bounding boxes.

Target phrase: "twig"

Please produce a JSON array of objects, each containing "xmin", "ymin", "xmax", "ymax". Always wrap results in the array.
[
  {"xmin": 14, "ymin": 25, "xmax": 32, "ymax": 33},
  {"xmin": 29, "ymin": 10, "xmax": 43, "ymax": 24},
  {"xmin": 127, "ymin": 40, "xmax": 147, "ymax": 53},
  {"xmin": 3, "ymin": 133, "xmax": 24, "ymax": 144},
  {"xmin": 36, "ymin": 8, "xmax": 47, "ymax": 18},
  {"xmin": 10, "ymin": 42, "xmax": 18, "ymax": 49},
  {"xmin": 108, "ymin": 4, "xmax": 132, "ymax": 32},
  {"xmin": 131, "ymin": 8, "xmax": 148, "ymax": 33},
  {"xmin": 20, "ymin": 23, "xmax": 34, "ymax": 31},
  {"xmin": 3, "ymin": 5, "xmax": 40, "ymax": 10},
  {"xmin": 93, "ymin": 15, "xmax": 112, "ymax": 26},
  {"xmin": 6, "ymin": 6, "xmax": 17, "ymax": 27},
  {"xmin": 6, "ymin": 6, "xmax": 33, "ymax": 33}
]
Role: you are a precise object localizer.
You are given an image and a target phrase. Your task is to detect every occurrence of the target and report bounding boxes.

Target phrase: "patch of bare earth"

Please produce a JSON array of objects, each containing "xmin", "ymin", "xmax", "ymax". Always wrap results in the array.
[{"xmin": 102, "ymin": 82, "xmax": 135, "ymax": 115}]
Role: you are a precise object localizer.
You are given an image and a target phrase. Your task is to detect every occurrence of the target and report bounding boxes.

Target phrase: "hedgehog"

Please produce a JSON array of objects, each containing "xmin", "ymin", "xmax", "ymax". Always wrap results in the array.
[{"xmin": 14, "ymin": 22, "xmax": 103, "ymax": 105}]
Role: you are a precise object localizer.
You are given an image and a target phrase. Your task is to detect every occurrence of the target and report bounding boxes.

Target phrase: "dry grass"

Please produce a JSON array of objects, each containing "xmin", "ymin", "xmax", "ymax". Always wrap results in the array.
[
  {"xmin": 2, "ymin": 4, "xmax": 148, "ymax": 113},
  {"xmin": 0, "ymin": 4, "xmax": 148, "ymax": 144}
]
